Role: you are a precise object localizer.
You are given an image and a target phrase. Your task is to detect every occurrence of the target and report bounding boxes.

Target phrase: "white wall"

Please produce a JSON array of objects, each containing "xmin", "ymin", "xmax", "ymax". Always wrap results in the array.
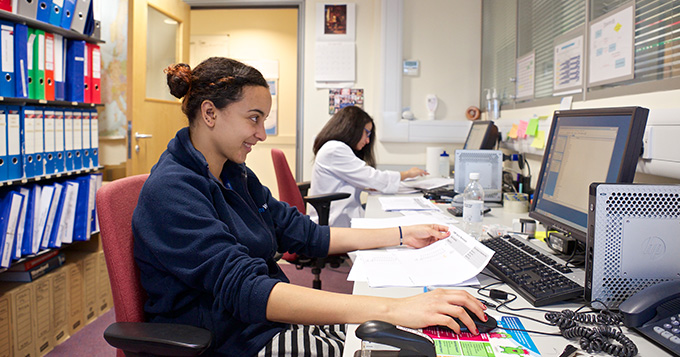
[{"xmin": 300, "ymin": 0, "xmax": 482, "ymax": 180}]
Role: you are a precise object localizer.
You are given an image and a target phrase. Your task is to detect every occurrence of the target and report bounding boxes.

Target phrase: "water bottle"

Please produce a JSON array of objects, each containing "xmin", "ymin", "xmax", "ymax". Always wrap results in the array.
[
  {"xmin": 439, "ymin": 151, "xmax": 450, "ymax": 177},
  {"xmin": 463, "ymin": 172, "xmax": 485, "ymax": 239}
]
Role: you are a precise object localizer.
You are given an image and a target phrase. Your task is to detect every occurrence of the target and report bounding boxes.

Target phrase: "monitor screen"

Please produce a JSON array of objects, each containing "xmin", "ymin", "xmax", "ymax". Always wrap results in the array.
[
  {"xmin": 464, "ymin": 121, "xmax": 499, "ymax": 150},
  {"xmin": 528, "ymin": 107, "xmax": 649, "ymax": 244}
]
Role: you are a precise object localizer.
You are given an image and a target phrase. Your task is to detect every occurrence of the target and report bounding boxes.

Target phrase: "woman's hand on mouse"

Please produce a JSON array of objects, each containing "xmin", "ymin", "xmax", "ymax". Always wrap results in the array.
[{"xmin": 386, "ymin": 289, "xmax": 486, "ymax": 335}]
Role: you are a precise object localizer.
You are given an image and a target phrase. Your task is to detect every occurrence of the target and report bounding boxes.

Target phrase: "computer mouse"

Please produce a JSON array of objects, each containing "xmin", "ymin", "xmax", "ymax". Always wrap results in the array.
[{"xmin": 452, "ymin": 307, "xmax": 498, "ymax": 334}]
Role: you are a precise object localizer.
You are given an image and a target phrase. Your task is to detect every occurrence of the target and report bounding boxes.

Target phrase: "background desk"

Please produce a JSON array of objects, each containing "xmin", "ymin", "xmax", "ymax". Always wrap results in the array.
[{"xmin": 342, "ymin": 194, "xmax": 668, "ymax": 357}]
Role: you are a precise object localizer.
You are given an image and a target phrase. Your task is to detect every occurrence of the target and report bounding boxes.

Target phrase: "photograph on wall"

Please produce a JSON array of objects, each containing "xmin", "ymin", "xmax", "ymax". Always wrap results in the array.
[
  {"xmin": 328, "ymin": 88, "xmax": 364, "ymax": 114},
  {"xmin": 316, "ymin": 3, "xmax": 356, "ymax": 41},
  {"xmin": 324, "ymin": 5, "xmax": 347, "ymax": 34}
]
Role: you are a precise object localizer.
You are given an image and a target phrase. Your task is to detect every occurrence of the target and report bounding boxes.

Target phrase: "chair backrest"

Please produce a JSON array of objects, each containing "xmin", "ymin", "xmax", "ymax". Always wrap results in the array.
[
  {"xmin": 97, "ymin": 174, "xmax": 149, "ymax": 324},
  {"xmin": 271, "ymin": 149, "xmax": 306, "ymax": 214}
]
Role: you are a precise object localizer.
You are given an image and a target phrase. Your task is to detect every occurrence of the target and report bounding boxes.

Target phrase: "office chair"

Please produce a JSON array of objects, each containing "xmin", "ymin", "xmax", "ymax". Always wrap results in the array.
[
  {"xmin": 270, "ymin": 148, "xmax": 350, "ymax": 289},
  {"xmin": 97, "ymin": 174, "xmax": 212, "ymax": 357}
]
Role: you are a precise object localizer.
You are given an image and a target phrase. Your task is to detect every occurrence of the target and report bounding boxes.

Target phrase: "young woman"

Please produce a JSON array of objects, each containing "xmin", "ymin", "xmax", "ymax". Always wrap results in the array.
[
  {"xmin": 310, "ymin": 106, "xmax": 427, "ymax": 227},
  {"xmin": 131, "ymin": 57, "xmax": 487, "ymax": 356}
]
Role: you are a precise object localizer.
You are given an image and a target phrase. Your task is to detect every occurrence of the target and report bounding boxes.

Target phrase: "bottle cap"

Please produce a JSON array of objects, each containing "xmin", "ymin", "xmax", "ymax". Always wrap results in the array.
[
  {"xmin": 440, "ymin": 150, "xmax": 449, "ymax": 157},
  {"xmin": 469, "ymin": 172, "xmax": 480, "ymax": 180}
]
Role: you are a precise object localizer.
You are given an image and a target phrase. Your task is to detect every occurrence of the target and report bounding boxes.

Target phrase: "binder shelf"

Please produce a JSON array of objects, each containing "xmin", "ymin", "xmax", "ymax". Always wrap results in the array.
[
  {"xmin": 0, "ymin": 166, "xmax": 103, "ymax": 187},
  {"xmin": 0, "ymin": 8, "xmax": 104, "ymax": 44}
]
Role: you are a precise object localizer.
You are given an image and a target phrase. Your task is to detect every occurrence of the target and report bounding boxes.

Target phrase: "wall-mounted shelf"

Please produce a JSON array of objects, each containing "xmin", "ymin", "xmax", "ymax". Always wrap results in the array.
[
  {"xmin": 0, "ymin": 166, "xmax": 103, "ymax": 187},
  {"xmin": 0, "ymin": 9, "xmax": 104, "ymax": 44},
  {"xmin": 0, "ymin": 96, "xmax": 102, "ymax": 108}
]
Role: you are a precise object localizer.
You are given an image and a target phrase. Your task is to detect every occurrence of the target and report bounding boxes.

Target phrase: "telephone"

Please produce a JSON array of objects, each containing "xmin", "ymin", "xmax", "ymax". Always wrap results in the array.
[{"xmin": 619, "ymin": 280, "xmax": 680, "ymax": 356}]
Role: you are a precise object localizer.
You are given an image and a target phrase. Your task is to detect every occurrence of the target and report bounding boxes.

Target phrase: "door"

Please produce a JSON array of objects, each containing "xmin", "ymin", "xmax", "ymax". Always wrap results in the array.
[{"xmin": 127, "ymin": 0, "xmax": 190, "ymax": 175}]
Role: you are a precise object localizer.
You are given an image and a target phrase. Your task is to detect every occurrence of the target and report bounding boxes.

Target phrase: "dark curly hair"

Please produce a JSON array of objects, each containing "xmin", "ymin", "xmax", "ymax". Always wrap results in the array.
[
  {"xmin": 164, "ymin": 57, "xmax": 269, "ymax": 124},
  {"xmin": 312, "ymin": 106, "xmax": 376, "ymax": 167}
]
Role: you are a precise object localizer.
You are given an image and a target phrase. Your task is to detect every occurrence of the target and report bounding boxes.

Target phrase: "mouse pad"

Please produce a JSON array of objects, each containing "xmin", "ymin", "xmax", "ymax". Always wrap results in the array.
[{"xmin": 421, "ymin": 316, "xmax": 541, "ymax": 356}]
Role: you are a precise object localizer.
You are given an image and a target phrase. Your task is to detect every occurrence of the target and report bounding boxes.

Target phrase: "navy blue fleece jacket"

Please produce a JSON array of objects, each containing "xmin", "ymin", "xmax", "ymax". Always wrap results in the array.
[{"xmin": 131, "ymin": 127, "xmax": 331, "ymax": 356}]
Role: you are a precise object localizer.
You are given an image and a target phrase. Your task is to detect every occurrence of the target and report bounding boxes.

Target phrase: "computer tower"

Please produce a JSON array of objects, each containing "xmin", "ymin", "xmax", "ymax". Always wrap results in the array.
[
  {"xmin": 586, "ymin": 183, "xmax": 680, "ymax": 309},
  {"xmin": 453, "ymin": 150, "xmax": 503, "ymax": 202}
]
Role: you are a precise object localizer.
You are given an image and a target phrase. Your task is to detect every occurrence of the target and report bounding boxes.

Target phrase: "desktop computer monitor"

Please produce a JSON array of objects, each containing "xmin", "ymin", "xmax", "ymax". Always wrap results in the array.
[
  {"xmin": 528, "ymin": 106, "xmax": 649, "ymax": 245},
  {"xmin": 463, "ymin": 121, "xmax": 499, "ymax": 150}
]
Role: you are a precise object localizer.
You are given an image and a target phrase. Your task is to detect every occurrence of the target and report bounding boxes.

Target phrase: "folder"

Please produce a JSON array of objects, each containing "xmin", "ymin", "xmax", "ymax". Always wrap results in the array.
[
  {"xmin": 90, "ymin": 109, "xmax": 98, "ymax": 167},
  {"xmin": 34, "ymin": 106, "xmax": 45, "ymax": 177},
  {"xmin": 88, "ymin": 43, "xmax": 100, "ymax": 103},
  {"xmin": 48, "ymin": 0, "xmax": 64, "ymax": 27},
  {"xmin": 40, "ymin": 182, "xmax": 62, "ymax": 249},
  {"xmin": 91, "ymin": 0, "xmax": 101, "ymax": 39},
  {"xmin": 48, "ymin": 181, "xmax": 73, "ymax": 248},
  {"xmin": 36, "ymin": 0, "xmax": 53, "ymax": 23},
  {"xmin": 44, "ymin": 32, "xmax": 55, "ymax": 101},
  {"xmin": 58, "ymin": 180, "xmax": 78, "ymax": 244},
  {"xmin": 0, "ymin": 21, "xmax": 15, "ymax": 98},
  {"xmin": 88, "ymin": 173, "xmax": 96, "ymax": 232},
  {"xmin": 30, "ymin": 29, "xmax": 46, "ymax": 100},
  {"xmin": 0, "ymin": 190, "xmax": 25, "ymax": 268},
  {"xmin": 60, "ymin": 0, "xmax": 77, "ymax": 30},
  {"xmin": 54, "ymin": 107, "xmax": 65, "ymax": 173},
  {"xmin": 13, "ymin": 187, "xmax": 30, "ymax": 260},
  {"xmin": 0, "ymin": 0, "xmax": 11, "ymax": 11},
  {"xmin": 16, "ymin": 0, "xmax": 38, "ymax": 19},
  {"xmin": 21, "ymin": 184, "xmax": 40, "ymax": 255},
  {"xmin": 70, "ymin": 0, "xmax": 90, "ymax": 34},
  {"xmin": 0, "ymin": 106, "xmax": 8, "ymax": 182},
  {"xmin": 81, "ymin": 109, "xmax": 91, "ymax": 168},
  {"xmin": 21, "ymin": 106, "xmax": 38, "ymax": 178},
  {"xmin": 72, "ymin": 109, "xmax": 82, "ymax": 170},
  {"xmin": 13, "ymin": 23, "xmax": 29, "ymax": 99},
  {"xmin": 63, "ymin": 109, "xmax": 74, "ymax": 171},
  {"xmin": 65, "ymin": 39, "xmax": 85, "ymax": 102},
  {"xmin": 6, "ymin": 106, "xmax": 23, "ymax": 180},
  {"xmin": 43, "ymin": 108, "xmax": 57, "ymax": 174},
  {"xmin": 83, "ymin": 41, "xmax": 90, "ymax": 103},
  {"xmin": 72, "ymin": 175, "xmax": 92, "ymax": 241},
  {"xmin": 90, "ymin": 172, "xmax": 101, "ymax": 233},
  {"xmin": 54, "ymin": 34, "xmax": 66, "ymax": 100}
]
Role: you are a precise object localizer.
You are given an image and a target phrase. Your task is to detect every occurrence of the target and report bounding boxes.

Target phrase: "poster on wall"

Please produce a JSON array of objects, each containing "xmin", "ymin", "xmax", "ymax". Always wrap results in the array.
[
  {"xmin": 190, "ymin": 35, "xmax": 230, "ymax": 69},
  {"xmin": 99, "ymin": 0, "xmax": 128, "ymax": 139},
  {"xmin": 328, "ymin": 88, "xmax": 364, "ymax": 114},
  {"xmin": 588, "ymin": 2, "xmax": 635, "ymax": 87},
  {"xmin": 515, "ymin": 52, "xmax": 535, "ymax": 100},
  {"xmin": 553, "ymin": 27, "xmax": 584, "ymax": 95},
  {"xmin": 316, "ymin": 3, "xmax": 356, "ymax": 41}
]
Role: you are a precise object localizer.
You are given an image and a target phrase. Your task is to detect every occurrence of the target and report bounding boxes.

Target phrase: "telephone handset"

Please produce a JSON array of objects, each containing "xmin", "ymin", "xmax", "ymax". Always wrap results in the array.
[{"xmin": 619, "ymin": 280, "xmax": 680, "ymax": 355}]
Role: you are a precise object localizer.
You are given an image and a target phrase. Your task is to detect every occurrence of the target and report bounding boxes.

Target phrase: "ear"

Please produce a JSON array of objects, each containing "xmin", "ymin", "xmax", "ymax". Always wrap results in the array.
[{"xmin": 200, "ymin": 100, "xmax": 218, "ymax": 128}]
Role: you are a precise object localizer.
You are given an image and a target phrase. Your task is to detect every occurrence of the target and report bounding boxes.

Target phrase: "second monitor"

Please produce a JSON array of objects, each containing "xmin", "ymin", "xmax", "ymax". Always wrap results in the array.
[{"xmin": 464, "ymin": 120, "xmax": 499, "ymax": 150}]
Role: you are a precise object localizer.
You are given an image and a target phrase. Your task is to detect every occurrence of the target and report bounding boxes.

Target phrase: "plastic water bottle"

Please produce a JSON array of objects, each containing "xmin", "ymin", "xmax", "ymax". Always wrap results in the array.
[
  {"xmin": 439, "ymin": 151, "xmax": 450, "ymax": 177},
  {"xmin": 463, "ymin": 172, "xmax": 485, "ymax": 239}
]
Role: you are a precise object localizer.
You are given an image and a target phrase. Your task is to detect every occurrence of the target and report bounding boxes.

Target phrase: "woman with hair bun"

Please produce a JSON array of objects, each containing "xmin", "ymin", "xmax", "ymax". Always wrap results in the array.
[{"xmin": 132, "ymin": 57, "xmax": 486, "ymax": 356}]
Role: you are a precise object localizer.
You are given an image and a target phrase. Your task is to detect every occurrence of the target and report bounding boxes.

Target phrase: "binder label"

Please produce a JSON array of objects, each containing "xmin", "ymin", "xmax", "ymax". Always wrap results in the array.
[
  {"xmin": 1, "ymin": 25, "xmax": 13, "ymax": 73},
  {"xmin": 8, "ymin": 111, "xmax": 20, "ymax": 155}
]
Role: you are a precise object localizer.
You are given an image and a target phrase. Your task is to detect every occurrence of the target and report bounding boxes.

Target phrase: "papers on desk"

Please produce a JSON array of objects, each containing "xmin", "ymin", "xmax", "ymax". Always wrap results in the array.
[
  {"xmin": 348, "ymin": 225, "xmax": 494, "ymax": 288},
  {"xmin": 378, "ymin": 196, "xmax": 439, "ymax": 211},
  {"xmin": 400, "ymin": 177, "xmax": 454, "ymax": 190},
  {"xmin": 351, "ymin": 212, "xmax": 455, "ymax": 228}
]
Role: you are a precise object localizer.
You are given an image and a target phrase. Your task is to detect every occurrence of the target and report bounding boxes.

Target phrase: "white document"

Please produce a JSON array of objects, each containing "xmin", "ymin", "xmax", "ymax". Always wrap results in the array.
[
  {"xmin": 378, "ymin": 196, "xmax": 439, "ymax": 211},
  {"xmin": 350, "ymin": 225, "xmax": 494, "ymax": 288},
  {"xmin": 351, "ymin": 213, "xmax": 451, "ymax": 229},
  {"xmin": 400, "ymin": 177, "xmax": 454, "ymax": 190}
]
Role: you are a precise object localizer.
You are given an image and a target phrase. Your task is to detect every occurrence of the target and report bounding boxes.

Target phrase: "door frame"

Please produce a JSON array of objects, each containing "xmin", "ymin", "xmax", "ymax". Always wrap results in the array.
[{"xmin": 186, "ymin": 0, "xmax": 306, "ymax": 181}]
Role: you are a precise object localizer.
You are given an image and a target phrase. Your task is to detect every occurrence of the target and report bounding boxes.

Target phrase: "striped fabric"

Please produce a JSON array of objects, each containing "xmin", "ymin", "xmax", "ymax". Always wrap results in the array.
[{"xmin": 257, "ymin": 324, "xmax": 346, "ymax": 357}]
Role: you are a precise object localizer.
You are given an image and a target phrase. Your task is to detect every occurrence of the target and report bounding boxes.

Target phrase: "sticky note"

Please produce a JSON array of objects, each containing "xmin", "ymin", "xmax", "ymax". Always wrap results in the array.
[
  {"xmin": 526, "ymin": 118, "xmax": 539, "ymax": 136},
  {"xmin": 508, "ymin": 124, "xmax": 519, "ymax": 139},
  {"xmin": 537, "ymin": 115, "xmax": 549, "ymax": 120},
  {"xmin": 531, "ymin": 130, "xmax": 546, "ymax": 149},
  {"xmin": 518, "ymin": 120, "xmax": 528, "ymax": 139}
]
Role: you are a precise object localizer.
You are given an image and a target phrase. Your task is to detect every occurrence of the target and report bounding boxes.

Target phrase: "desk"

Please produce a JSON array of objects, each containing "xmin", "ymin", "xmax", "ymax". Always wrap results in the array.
[{"xmin": 342, "ymin": 194, "xmax": 669, "ymax": 357}]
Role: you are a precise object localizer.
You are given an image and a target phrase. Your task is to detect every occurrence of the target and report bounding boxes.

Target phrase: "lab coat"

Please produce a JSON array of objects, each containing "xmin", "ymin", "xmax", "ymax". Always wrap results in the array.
[{"xmin": 309, "ymin": 140, "xmax": 401, "ymax": 227}]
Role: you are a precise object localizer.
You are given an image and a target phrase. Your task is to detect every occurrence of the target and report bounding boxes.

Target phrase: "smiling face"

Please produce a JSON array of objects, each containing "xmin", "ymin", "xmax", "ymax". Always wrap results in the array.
[
  {"xmin": 211, "ymin": 85, "xmax": 272, "ymax": 164},
  {"xmin": 355, "ymin": 122, "xmax": 373, "ymax": 151}
]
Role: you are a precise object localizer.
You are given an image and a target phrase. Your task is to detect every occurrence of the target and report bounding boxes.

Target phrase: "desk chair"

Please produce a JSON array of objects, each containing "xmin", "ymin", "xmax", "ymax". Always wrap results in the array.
[
  {"xmin": 271, "ymin": 148, "xmax": 350, "ymax": 289},
  {"xmin": 97, "ymin": 174, "xmax": 212, "ymax": 356}
]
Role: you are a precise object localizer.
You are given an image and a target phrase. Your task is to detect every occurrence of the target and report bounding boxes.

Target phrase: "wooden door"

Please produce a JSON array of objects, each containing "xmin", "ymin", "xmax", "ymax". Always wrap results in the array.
[{"xmin": 127, "ymin": 0, "xmax": 190, "ymax": 175}]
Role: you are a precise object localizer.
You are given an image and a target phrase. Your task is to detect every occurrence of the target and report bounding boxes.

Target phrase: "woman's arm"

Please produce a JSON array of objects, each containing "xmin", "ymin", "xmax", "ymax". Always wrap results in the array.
[
  {"xmin": 400, "ymin": 167, "xmax": 428, "ymax": 180},
  {"xmin": 327, "ymin": 224, "xmax": 450, "ymax": 255},
  {"xmin": 266, "ymin": 283, "xmax": 487, "ymax": 334}
]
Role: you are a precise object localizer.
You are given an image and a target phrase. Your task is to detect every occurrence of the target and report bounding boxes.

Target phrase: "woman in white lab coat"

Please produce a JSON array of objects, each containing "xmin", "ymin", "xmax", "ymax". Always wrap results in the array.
[{"xmin": 309, "ymin": 106, "xmax": 427, "ymax": 227}]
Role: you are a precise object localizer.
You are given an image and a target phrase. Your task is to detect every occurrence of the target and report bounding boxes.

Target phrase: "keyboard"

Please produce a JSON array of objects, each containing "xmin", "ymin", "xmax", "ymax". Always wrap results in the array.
[{"xmin": 482, "ymin": 235, "xmax": 584, "ymax": 307}]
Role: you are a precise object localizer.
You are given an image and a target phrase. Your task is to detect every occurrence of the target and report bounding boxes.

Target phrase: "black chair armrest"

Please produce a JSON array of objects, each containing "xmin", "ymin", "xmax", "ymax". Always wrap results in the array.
[
  {"xmin": 104, "ymin": 322, "xmax": 213, "ymax": 356},
  {"xmin": 304, "ymin": 193, "xmax": 351, "ymax": 225},
  {"xmin": 297, "ymin": 181, "xmax": 311, "ymax": 197}
]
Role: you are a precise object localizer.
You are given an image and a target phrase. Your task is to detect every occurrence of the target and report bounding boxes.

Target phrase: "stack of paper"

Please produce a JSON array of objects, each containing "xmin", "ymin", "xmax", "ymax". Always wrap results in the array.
[{"xmin": 378, "ymin": 196, "xmax": 439, "ymax": 211}]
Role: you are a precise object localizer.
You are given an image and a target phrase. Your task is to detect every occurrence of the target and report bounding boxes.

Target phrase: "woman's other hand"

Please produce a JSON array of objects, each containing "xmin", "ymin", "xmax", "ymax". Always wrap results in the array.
[
  {"xmin": 402, "ymin": 224, "xmax": 450, "ymax": 248},
  {"xmin": 400, "ymin": 167, "xmax": 428, "ymax": 180}
]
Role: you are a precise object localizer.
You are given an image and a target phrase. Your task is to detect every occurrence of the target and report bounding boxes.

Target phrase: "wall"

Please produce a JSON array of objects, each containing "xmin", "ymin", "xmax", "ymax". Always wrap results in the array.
[{"xmin": 300, "ymin": 0, "xmax": 482, "ymax": 180}]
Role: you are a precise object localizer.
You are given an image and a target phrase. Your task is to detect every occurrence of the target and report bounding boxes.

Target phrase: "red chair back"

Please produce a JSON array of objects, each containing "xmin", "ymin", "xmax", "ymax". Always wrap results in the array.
[
  {"xmin": 271, "ymin": 149, "xmax": 306, "ymax": 214},
  {"xmin": 97, "ymin": 174, "xmax": 149, "ymax": 328}
]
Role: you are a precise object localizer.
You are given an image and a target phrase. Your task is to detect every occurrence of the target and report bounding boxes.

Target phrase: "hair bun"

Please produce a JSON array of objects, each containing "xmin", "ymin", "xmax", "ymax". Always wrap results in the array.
[{"xmin": 164, "ymin": 63, "xmax": 192, "ymax": 99}]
